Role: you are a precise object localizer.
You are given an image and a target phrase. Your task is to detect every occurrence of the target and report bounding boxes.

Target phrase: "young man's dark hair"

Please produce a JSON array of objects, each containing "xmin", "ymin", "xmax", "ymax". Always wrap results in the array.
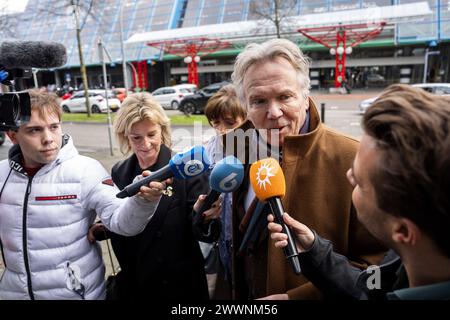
[
  {"xmin": 204, "ymin": 84, "xmax": 246, "ymax": 135},
  {"xmin": 363, "ymin": 84, "xmax": 450, "ymax": 258}
]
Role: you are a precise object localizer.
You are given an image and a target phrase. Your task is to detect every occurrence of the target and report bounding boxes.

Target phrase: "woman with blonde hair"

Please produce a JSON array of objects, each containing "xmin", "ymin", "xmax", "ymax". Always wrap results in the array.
[{"xmin": 90, "ymin": 92, "xmax": 210, "ymax": 300}]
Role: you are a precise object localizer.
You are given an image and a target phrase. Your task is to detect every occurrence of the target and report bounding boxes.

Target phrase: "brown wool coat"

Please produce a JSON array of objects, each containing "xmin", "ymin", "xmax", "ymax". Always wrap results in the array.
[{"xmin": 227, "ymin": 99, "xmax": 386, "ymax": 300}]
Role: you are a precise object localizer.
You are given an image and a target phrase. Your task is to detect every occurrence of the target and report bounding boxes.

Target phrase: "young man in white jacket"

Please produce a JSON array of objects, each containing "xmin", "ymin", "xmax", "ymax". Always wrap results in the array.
[{"xmin": 0, "ymin": 89, "xmax": 169, "ymax": 300}]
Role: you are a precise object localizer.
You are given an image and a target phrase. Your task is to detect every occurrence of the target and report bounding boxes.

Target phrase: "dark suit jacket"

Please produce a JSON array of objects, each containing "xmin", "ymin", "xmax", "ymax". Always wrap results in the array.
[{"xmin": 110, "ymin": 144, "xmax": 209, "ymax": 300}]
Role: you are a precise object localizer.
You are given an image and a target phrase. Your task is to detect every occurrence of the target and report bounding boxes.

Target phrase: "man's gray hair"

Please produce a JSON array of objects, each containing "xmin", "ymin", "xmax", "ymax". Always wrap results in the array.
[{"xmin": 231, "ymin": 38, "xmax": 311, "ymax": 106}]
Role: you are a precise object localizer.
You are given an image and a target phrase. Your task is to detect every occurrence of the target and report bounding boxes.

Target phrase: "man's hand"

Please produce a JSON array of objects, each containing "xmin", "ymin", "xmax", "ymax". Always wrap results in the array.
[
  {"xmin": 267, "ymin": 212, "xmax": 315, "ymax": 252},
  {"xmin": 136, "ymin": 170, "xmax": 173, "ymax": 202},
  {"xmin": 87, "ymin": 222, "xmax": 107, "ymax": 243},
  {"xmin": 193, "ymin": 194, "xmax": 222, "ymax": 223}
]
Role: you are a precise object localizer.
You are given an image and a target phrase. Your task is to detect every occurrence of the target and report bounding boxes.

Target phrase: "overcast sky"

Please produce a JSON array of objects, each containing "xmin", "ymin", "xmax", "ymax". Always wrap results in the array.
[{"xmin": 2, "ymin": 0, "xmax": 28, "ymax": 14}]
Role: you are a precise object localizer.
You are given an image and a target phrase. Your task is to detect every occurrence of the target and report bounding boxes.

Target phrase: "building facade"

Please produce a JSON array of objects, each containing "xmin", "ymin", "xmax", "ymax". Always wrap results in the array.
[{"xmin": 4, "ymin": 0, "xmax": 449, "ymax": 91}]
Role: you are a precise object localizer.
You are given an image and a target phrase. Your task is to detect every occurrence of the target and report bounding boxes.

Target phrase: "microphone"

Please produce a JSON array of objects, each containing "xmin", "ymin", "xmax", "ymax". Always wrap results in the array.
[
  {"xmin": 249, "ymin": 158, "xmax": 301, "ymax": 275},
  {"xmin": 195, "ymin": 156, "xmax": 244, "ymax": 216},
  {"xmin": 0, "ymin": 40, "xmax": 67, "ymax": 69},
  {"xmin": 116, "ymin": 146, "xmax": 210, "ymax": 198},
  {"xmin": 237, "ymin": 200, "xmax": 266, "ymax": 256}
]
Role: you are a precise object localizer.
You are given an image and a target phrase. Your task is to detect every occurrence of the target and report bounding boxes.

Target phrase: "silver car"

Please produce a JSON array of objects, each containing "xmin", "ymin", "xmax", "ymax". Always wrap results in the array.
[
  {"xmin": 60, "ymin": 90, "xmax": 121, "ymax": 113},
  {"xmin": 359, "ymin": 83, "xmax": 450, "ymax": 113},
  {"xmin": 151, "ymin": 85, "xmax": 195, "ymax": 110}
]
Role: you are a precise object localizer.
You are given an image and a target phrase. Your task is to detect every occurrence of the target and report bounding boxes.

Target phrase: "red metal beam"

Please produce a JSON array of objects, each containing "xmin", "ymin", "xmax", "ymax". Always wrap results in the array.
[
  {"xmin": 298, "ymin": 22, "xmax": 387, "ymax": 88},
  {"xmin": 146, "ymin": 37, "xmax": 230, "ymax": 57},
  {"xmin": 146, "ymin": 37, "xmax": 230, "ymax": 85}
]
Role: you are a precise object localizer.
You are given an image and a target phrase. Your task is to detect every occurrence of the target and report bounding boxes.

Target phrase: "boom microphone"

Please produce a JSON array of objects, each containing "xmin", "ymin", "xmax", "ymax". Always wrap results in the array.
[
  {"xmin": 116, "ymin": 146, "xmax": 210, "ymax": 198},
  {"xmin": 0, "ymin": 40, "xmax": 67, "ymax": 69},
  {"xmin": 195, "ymin": 156, "xmax": 244, "ymax": 217},
  {"xmin": 250, "ymin": 158, "xmax": 301, "ymax": 275}
]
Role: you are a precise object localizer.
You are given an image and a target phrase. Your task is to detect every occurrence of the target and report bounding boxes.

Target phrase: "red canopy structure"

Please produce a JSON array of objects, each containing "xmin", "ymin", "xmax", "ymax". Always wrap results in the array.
[
  {"xmin": 298, "ymin": 22, "xmax": 386, "ymax": 88},
  {"xmin": 146, "ymin": 37, "xmax": 230, "ymax": 86}
]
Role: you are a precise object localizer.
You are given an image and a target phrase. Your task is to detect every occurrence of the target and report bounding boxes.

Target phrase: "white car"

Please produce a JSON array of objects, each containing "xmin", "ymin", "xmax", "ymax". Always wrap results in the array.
[
  {"xmin": 60, "ymin": 90, "xmax": 121, "ymax": 113},
  {"xmin": 172, "ymin": 83, "xmax": 197, "ymax": 93},
  {"xmin": 151, "ymin": 85, "xmax": 195, "ymax": 110},
  {"xmin": 359, "ymin": 83, "xmax": 450, "ymax": 113}
]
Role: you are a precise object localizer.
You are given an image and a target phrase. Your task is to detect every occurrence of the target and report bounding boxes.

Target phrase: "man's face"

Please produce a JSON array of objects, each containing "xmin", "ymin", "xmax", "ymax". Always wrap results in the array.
[
  {"xmin": 243, "ymin": 57, "xmax": 309, "ymax": 147},
  {"xmin": 7, "ymin": 110, "xmax": 62, "ymax": 168},
  {"xmin": 346, "ymin": 134, "xmax": 393, "ymax": 246}
]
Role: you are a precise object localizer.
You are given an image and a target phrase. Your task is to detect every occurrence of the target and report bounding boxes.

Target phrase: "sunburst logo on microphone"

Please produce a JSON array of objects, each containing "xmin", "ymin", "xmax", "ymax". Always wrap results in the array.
[
  {"xmin": 250, "ymin": 158, "xmax": 286, "ymax": 201},
  {"xmin": 256, "ymin": 162, "xmax": 275, "ymax": 190}
]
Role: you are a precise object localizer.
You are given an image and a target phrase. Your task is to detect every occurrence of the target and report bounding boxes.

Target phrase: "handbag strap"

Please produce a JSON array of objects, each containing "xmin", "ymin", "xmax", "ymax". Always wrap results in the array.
[{"xmin": 103, "ymin": 228, "xmax": 117, "ymax": 276}]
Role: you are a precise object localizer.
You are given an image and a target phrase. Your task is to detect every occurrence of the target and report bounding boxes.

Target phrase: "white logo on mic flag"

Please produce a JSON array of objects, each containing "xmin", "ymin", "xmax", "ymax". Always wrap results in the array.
[
  {"xmin": 256, "ymin": 162, "xmax": 275, "ymax": 190},
  {"xmin": 219, "ymin": 172, "xmax": 238, "ymax": 192},
  {"xmin": 183, "ymin": 159, "xmax": 204, "ymax": 177}
]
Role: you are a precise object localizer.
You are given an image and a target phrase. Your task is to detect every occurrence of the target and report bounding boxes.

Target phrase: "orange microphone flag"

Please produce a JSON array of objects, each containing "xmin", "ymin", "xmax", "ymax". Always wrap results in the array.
[{"xmin": 249, "ymin": 158, "xmax": 286, "ymax": 201}]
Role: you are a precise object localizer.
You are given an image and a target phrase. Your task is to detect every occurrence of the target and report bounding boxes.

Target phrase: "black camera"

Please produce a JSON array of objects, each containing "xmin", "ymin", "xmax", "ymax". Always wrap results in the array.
[
  {"xmin": 0, "ymin": 40, "xmax": 68, "ymax": 134},
  {"xmin": 0, "ymin": 68, "xmax": 32, "ymax": 132}
]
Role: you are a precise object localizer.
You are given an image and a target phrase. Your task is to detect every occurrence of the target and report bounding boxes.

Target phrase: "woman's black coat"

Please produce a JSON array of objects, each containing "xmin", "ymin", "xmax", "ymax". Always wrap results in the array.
[{"xmin": 109, "ymin": 144, "xmax": 209, "ymax": 300}]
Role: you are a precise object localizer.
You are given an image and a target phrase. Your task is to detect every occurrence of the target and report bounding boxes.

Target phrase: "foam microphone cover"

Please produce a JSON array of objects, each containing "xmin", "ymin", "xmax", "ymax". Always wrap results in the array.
[
  {"xmin": 0, "ymin": 40, "xmax": 67, "ymax": 68},
  {"xmin": 168, "ymin": 145, "xmax": 211, "ymax": 179},
  {"xmin": 250, "ymin": 158, "xmax": 286, "ymax": 201},
  {"xmin": 209, "ymin": 156, "xmax": 244, "ymax": 193}
]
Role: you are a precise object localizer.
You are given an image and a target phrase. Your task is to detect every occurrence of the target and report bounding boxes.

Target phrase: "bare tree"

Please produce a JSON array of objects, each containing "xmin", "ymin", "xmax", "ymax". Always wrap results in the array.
[
  {"xmin": 36, "ymin": 0, "xmax": 100, "ymax": 117},
  {"xmin": 249, "ymin": 0, "xmax": 298, "ymax": 39},
  {"xmin": 0, "ymin": 3, "xmax": 19, "ymax": 39}
]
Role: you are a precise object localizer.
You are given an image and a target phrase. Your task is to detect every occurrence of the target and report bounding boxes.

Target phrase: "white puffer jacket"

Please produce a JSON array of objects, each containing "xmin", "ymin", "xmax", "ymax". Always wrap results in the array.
[{"xmin": 0, "ymin": 135, "xmax": 159, "ymax": 300}]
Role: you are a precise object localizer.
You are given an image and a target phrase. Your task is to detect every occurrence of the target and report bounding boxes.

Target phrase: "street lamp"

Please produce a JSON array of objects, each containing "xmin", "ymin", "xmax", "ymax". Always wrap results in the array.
[
  {"xmin": 126, "ymin": 61, "xmax": 139, "ymax": 90},
  {"xmin": 119, "ymin": 2, "xmax": 129, "ymax": 95},
  {"xmin": 423, "ymin": 48, "xmax": 440, "ymax": 83},
  {"xmin": 97, "ymin": 38, "xmax": 114, "ymax": 156}
]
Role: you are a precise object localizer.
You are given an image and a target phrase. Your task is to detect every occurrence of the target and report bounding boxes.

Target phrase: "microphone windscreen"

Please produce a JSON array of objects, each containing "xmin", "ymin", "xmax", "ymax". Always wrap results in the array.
[
  {"xmin": 210, "ymin": 156, "xmax": 244, "ymax": 193},
  {"xmin": 168, "ymin": 145, "xmax": 210, "ymax": 179},
  {"xmin": 0, "ymin": 40, "xmax": 67, "ymax": 68},
  {"xmin": 250, "ymin": 158, "xmax": 286, "ymax": 201}
]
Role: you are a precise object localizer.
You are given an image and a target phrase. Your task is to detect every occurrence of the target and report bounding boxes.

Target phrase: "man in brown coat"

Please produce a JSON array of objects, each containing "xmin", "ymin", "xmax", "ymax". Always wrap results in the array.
[{"xmin": 226, "ymin": 38, "xmax": 386, "ymax": 300}]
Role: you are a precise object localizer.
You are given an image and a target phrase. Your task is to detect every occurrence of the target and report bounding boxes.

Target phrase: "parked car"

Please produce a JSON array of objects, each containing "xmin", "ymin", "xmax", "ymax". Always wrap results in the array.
[
  {"xmin": 179, "ymin": 81, "xmax": 230, "ymax": 115},
  {"xmin": 151, "ymin": 85, "xmax": 195, "ymax": 110},
  {"xmin": 367, "ymin": 73, "xmax": 386, "ymax": 86},
  {"xmin": 0, "ymin": 132, "xmax": 5, "ymax": 146},
  {"xmin": 359, "ymin": 83, "xmax": 450, "ymax": 113},
  {"xmin": 61, "ymin": 90, "xmax": 74, "ymax": 100},
  {"xmin": 172, "ymin": 83, "xmax": 197, "ymax": 93},
  {"xmin": 60, "ymin": 90, "xmax": 121, "ymax": 113},
  {"xmin": 411, "ymin": 83, "xmax": 450, "ymax": 95},
  {"xmin": 112, "ymin": 88, "xmax": 131, "ymax": 103}
]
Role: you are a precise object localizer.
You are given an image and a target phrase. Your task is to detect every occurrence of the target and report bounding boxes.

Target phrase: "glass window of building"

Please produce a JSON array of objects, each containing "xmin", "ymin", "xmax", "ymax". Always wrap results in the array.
[
  {"xmin": 182, "ymin": 0, "xmax": 202, "ymax": 27},
  {"xmin": 223, "ymin": 0, "xmax": 246, "ymax": 23},
  {"xmin": 199, "ymin": 0, "xmax": 221, "ymax": 25}
]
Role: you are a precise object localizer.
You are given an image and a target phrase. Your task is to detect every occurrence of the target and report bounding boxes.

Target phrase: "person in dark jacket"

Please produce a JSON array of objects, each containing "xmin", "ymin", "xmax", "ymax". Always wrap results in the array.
[
  {"xmin": 89, "ymin": 92, "xmax": 212, "ymax": 300},
  {"xmin": 268, "ymin": 84, "xmax": 450, "ymax": 300}
]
